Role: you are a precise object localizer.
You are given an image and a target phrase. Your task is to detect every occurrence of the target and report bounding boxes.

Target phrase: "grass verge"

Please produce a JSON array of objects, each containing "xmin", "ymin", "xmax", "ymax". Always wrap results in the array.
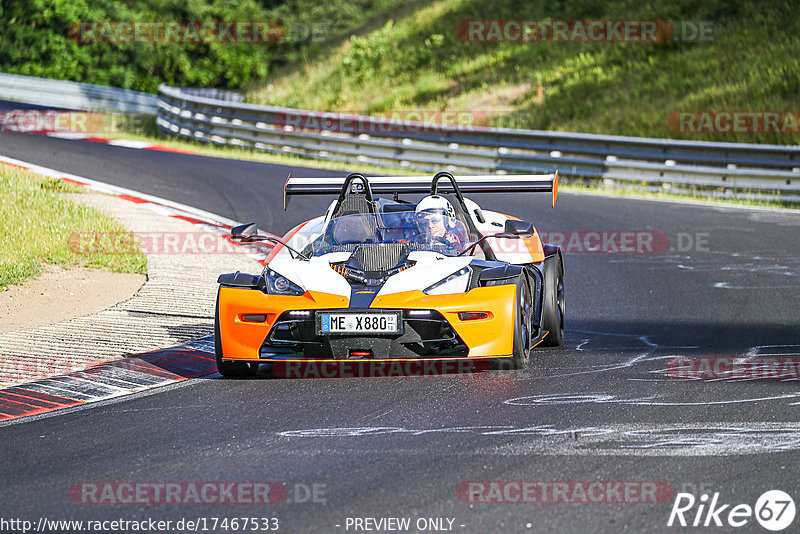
[
  {"xmin": 247, "ymin": 0, "xmax": 800, "ymax": 146},
  {"xmin": 0, "ymin": 164, "xmax": 147, "ymax": 289}
]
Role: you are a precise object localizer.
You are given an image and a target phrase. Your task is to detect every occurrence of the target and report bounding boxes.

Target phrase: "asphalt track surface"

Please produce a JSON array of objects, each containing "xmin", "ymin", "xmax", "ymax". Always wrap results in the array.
[{"xmin": 2, "ymin": 131, "xmax": 800, "ymax": 533}]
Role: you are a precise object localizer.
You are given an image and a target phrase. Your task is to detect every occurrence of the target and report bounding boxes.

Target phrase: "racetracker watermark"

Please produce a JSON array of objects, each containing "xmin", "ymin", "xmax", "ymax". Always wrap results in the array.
[
  {"xmin": 69, "ymin": 482, "xmax": 326, "ymax": 505},
  {"xmin": 68, "ymin": 21, "xmax": 331, "ymax": 44},
  {"xmin": 0, "ymin": 358, "xmax": 103, "ymax": 381},
  {"xmin": 67, "ymin": 231, "xmax": 272, "ymax": 255},
  {"xmin": 666, "ymin": 357, "xmax": 800, "ymax": 380},
  {"xmin": 0, "ymin": 110, "xmax": 151, "ymax": 135},
  {"xmin": 274, "ymin": 110, "xmax": 489, "ymax": 134},
  {"xmin": 493, "ymin": 231, "xmax": 708, "ymax": 254},
  {"xmin": 668, "ymin": 111, "xmax": 800, "ymax": 135},
  {"xmin": 456, "ymin": 20, "xmax": 714, "ymax": 43},
  {"xmin": 271, "ymin": 359, "xmax": 494, "ymax": 379},
  {"xmin": 66, "ymin": 230, "xmax": 708, "ymax": 256},
  {"xmin": 536, "ymin": 231, "xmax": 669, "ymax": 254},
  {"xmin": 457, "ymin": 481, "xmax": 674, "ymax": 503}
]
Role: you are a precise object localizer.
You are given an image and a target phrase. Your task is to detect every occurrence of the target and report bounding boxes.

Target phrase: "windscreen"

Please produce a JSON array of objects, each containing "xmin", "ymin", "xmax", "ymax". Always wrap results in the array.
[{"xmin": 306, "ymin": 211, "xmax": 470, "ymax": 257}]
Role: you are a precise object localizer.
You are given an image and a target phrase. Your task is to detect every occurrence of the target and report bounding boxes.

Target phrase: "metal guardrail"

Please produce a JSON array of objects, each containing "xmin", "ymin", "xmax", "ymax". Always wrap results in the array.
[
  {"xmin": 0, "ymin": 72, "xmax": 158, "ymax": 114},
  {"xmin": 157, "ymin": 84, "xmax": 800, "ymax": 199},
  {"xmin": 2, "ymin": 73, "xmax": 797, "ymax": 200}
]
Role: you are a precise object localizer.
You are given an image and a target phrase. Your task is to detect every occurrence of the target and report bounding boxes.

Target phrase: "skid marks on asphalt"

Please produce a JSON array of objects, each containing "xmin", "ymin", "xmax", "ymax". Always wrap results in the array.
[
  {"xmin": 274, "ymin": 422, "xmax": 800, "ymax": 456},
  {"xmin": 271, "ymin": 336, "xmax": 800, "ymax": 457},
  {"xmin": 525, "ymin": 327, "xmax": 697, "ymax": 380},
  {"xmin": 606, "ymin": 250, "xmax": 800, "ymax": 291}
]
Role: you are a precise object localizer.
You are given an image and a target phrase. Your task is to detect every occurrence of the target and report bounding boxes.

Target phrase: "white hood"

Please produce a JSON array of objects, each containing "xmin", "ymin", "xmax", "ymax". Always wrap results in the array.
[
  {"xmin": 269, "ymin": 250, "xmax": 473, "ymax": 300},
  {"xmin": 377, "ymin": 252, "xmax": 471, "ymax": 296}
]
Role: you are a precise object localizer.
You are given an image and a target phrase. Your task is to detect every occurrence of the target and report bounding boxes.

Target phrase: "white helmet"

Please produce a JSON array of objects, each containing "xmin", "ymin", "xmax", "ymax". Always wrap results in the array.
[{"xmin": 415, "ymin": 195, "xmax": 457, "ymax": 230}]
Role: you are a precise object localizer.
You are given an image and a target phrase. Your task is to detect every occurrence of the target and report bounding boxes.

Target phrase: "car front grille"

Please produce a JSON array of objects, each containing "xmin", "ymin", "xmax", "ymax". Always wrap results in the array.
[{"xmin": 261, "ymin": 309, "xmax": 467, "ymax": 359}]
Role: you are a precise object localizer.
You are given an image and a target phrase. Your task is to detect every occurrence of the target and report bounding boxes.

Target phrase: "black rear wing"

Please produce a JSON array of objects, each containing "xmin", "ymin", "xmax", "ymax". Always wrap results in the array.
[{"xmin": 283, "ymin": 171, "xmax": 559, "ymax": 210}]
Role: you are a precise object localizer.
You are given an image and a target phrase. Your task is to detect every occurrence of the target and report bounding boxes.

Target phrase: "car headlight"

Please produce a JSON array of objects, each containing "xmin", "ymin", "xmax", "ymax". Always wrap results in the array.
[
  {"xmin": 264, "ymin": 267, "xmax": 305, "ymax": 296},
  {"xmin": 423, "ymin": 267, "xmax": 471, "ymax": 295}
]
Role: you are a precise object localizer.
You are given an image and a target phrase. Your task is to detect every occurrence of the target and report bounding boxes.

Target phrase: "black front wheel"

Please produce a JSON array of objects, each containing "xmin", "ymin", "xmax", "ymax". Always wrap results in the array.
[
  {"xmin": 215, "ymin": 292, "xmax": 259, "ymax": 378},
  {"xmin": 489, "ymin": 275, "xmax": 533, "ymax": 371},
  {"xmin": 510, "ymin": 275, "xmax": 533, "ymax": 368}
]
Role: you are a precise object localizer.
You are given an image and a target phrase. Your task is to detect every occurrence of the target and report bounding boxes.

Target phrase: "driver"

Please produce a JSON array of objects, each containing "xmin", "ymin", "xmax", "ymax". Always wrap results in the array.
[{"xmin": 414, "ymin": 195, "xmax": 467, "ymax": 251}]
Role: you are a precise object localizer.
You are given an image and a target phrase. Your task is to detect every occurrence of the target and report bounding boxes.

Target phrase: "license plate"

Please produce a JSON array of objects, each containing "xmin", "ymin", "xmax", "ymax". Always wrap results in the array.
[{"xmin": 317, "ymin": 312, "xmax": 400, "ymax": 334}]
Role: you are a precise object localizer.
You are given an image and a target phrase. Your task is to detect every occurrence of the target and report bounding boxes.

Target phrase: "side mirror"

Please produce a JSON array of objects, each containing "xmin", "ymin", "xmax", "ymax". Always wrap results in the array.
[
  {"xmin": 231, "ymin": 222, "xmax": 258, "ymax": 242},
  {"xmin": 457, "ymin": 219, "xmax": 535, "ymax": 257},
  {"xmin": 503, "ymin": 219, "xmax": 534, "ymax": 238}
]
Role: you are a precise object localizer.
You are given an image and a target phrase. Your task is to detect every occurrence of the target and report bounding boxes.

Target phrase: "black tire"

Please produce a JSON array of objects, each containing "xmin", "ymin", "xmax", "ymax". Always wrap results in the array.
[
  {"xmin": 215, "ymin": 291, "xmax": 259, "ymax": 378},
  {"xmin": 541, "ymin": 255, "xmax": 565, "ymax": 347},
  {"xmin": 488, "ymin": 275, "xmax": 533, "ymax": 370},
  {"xmin": 511, "ymin": 275, "xmax": 533, "ymax": 368}
]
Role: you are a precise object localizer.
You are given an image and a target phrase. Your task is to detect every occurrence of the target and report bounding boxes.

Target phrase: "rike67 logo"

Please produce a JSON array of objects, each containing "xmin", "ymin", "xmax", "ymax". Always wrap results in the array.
[{"xmin": 668, "ymin": 490, "xmax": 795, "ymax": 531}]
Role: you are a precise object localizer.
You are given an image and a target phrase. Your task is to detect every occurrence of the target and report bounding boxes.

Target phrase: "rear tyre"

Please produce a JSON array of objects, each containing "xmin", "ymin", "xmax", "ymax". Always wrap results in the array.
[
  {"xmin": 215, "ymin": 292, "xmax": 259, "ymax": 378},
  {"xmin": 541, "ymin": 255, "xmax": 565, "ymax": 347}
]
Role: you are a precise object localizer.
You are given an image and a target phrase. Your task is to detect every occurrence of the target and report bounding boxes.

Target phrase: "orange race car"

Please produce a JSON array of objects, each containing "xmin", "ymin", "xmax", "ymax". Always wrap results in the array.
[{"xmin": 214, "ymin": 172, "xmax": 564, "ymax": 377}]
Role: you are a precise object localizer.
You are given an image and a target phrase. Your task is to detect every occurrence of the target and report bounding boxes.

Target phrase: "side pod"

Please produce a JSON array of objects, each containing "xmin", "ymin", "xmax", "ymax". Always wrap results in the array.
[{"xmin": 479, "ymin": 265, "xmax": 524, "ymax": 284}]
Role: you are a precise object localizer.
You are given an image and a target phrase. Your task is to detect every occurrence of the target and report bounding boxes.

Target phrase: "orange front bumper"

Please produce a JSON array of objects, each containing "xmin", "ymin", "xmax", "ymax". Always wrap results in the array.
[{"xmin": 217, "ymin": 284, "xmax": 516, "ymax": 361}]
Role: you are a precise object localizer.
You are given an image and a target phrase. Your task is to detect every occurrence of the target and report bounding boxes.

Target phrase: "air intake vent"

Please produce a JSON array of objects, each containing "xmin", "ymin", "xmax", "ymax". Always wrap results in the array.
[{"xmin": 353, "ymin": 244, "xmax": 409, "ymax": 272}]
